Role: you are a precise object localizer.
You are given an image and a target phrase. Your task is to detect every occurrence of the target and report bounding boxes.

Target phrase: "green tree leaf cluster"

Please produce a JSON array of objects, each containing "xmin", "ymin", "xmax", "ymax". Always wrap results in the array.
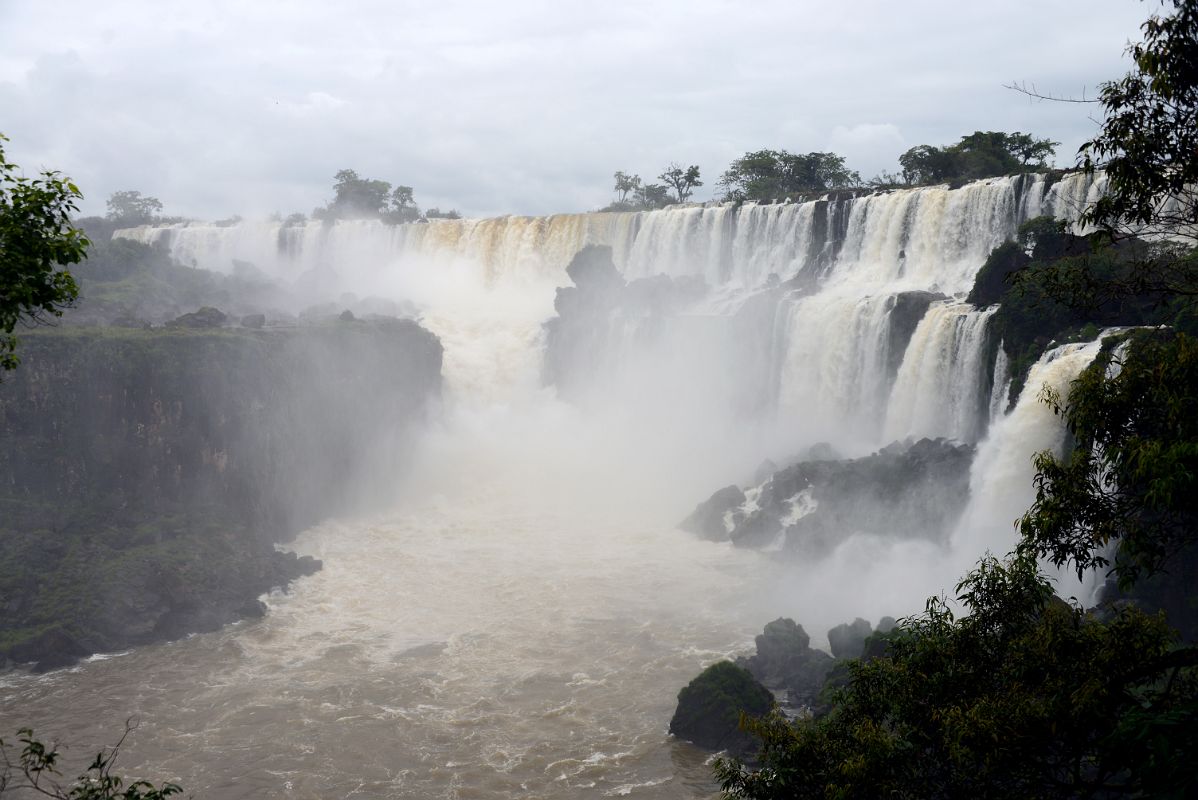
[
  {"xmin": 717, "ymin": 150, "xmax": 859, "ymax": 202},
  {"xmin": 715, "ymin": 557, "xmax": 1198, "ymax": 799},
  {"xmin": 0, "ymin": 133, "xmax": 86, "ymax": 372},
  {"xmin": 313, "ymin": 169, "xmax": 426, "ymax": 223},
  {"xmin": 1, "ymin": 724, "xmax": 181, "ymax": 799},
  {"xmin": 899, "ymin": 131, "xmax": 1058, "ymax": 186},
  {"xmin": 104, "ymin": 191, "xmax": 164, "ymax": 227},
  {"xmin": 1080, "ymin": 0, "xmax": 1197, "ymax": 241}
]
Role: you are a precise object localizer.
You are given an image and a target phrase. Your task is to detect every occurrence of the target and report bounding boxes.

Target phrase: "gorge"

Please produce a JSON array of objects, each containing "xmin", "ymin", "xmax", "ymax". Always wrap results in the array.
[{"xmin": 1, "ymin": 172, "xmax": 1124, "ymax": 797}]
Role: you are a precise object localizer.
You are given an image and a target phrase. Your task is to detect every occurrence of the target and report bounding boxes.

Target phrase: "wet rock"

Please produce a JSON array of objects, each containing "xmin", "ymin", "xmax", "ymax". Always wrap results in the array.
[
  {"xmin": 678, "ymin": 485, "xmax": 745, "ymax": 541},
  {"xmin": 682, "ymin": 438, "xmax": 974, "ymax": 556},
  {"xmin": 669, "ymin": 661, "xmax": 772, "ymax": 756},
  {"xmin": 736, "ymin": 618, "xmax": 835, "ymax": 708},
  {"xmin": 167, "ymin": 306, "xmax": 228, "ymax": 329},
  {"xmin": 828, "ymin": 617, "xmax": 873, "ymax": 659}
]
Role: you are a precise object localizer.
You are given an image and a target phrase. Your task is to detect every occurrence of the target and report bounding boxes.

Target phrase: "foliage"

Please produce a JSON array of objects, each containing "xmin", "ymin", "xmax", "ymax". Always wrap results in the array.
[
  {"xmin": 658, "ymin": 163, "xmax": 702, "ymax": 204},
  {"xmin": 604, "ymin": 171, "xmax": 674, "ymax": 211},
  {"xmin": 1020, "ymin": 329, "xmax": 1198, "ymax": 590},
  {"xmin": 714, "ymin": 555, "xmax": 1198, "ymax": 799},
  {"xmin": 104, "ymin": 191, "xmax": 163, "ymax": 228},
  {"xmin": 0, "ymin": 133, "xmax": 86, "ymax": 372},
  {"xmin": 613, "ymin": 171, "xmax": 641, "ymax": 205},
  {"xmin": 1015, "ymin": 0, "xmax": 1198, "ymax": 596},
  {"xmin": 0, "ymin": 723, "xmax": 181, "ymax": 799},
  {"xmin": 313, "ymin": 170, "xmax": 424, "ymax": 223},
  {"xmin": 717, "ymin": 150, "xmax": 859, "ymax": 202},
  {"xmin": 1080, "ymin": 0, "xmax": 1197, "ymax": 243},
  {"xmin": 899, "ymin": 131, "xmax": 1058, "ymax": 186}
]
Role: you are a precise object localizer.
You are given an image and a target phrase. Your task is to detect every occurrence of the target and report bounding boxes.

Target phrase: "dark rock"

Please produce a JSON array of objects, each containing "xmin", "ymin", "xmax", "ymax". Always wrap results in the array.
[
  {"xmin": 565, "ymin": 244, "xmax": 624, "ymax": 292},
  {"xmin": 669, "ymin": 661, "xmax": 772, "ymax": 756},
  {"xmin": 240, "ymin": 313, "xmax": 266, "ymax": 328},
  {"xmin": 678, "ymin": 485, "xmax": 745, "ymax": 541},
  {"xmin": 5, "ymin": 626, "xmax": 90, "ymax": 673},
  {"xmin": 167, "ymin": 306, "xmax": 228, "ymax": 329},
  {"xmin": 886, "ymin": 291, "xmax": 947, "ymax": 376},
  {"xmin": 804, "ymin": 442, "xmax": 840, "ymax": 462},
  {"xmin": 828, "ymin": 617, "xmax": 873, "ymax": 659},
  {"xmin": 736, "ymin": 618, "xmax": 836, "ymax": 708},
  {"xmin": 0, "ymin": 322, "xmax": 440, "ymax": 670},
  {"xmin": 683, "ymin": 438, "xmax": 974, "ymax": 556}
]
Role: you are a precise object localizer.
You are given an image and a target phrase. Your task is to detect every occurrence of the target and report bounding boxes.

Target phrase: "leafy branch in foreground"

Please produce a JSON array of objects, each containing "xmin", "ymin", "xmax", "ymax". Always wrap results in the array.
[
  {"xmin": 0, "ymin": 721, "xmax": 182, "ymax": 800},
  {"xmin": 714, "ymin": 555, "xmax": 1198, "ymax": 799},
  {"xmin": 0, "ymin": 133, "xmax": 87, "ymax": 372}
]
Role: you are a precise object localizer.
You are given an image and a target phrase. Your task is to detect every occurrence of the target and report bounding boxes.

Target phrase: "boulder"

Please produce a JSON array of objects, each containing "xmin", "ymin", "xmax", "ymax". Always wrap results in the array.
[
  {"xmin": 737, "ymin": 617, "xmax": 836, "ymax": 708},
  {"xmin": 678, "ymin": 485, "xmax": 744, "ymax": 541},
  {"xmin": 669, "ymin": 661, "xmax": 772, "ymax": 756},
  {"xmin": 828, "ymin": 617, "xmax": 873, "ymax": 659},
  {"xmin": 167, "ymin": 306, "xmax": 227, "ymax": 329}
]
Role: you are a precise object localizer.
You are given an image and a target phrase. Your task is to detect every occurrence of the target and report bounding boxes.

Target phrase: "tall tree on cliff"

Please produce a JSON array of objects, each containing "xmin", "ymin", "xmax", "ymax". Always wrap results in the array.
[{"xmin": 0, "ymin": 134, "xmax": 87, "ymax": 372}]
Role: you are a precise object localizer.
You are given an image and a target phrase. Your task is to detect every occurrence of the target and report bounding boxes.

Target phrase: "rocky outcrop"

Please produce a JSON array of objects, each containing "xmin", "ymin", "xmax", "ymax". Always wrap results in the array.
[
  {"xmin": 828, "ymin": 618, "xmax": 873, "ymax": 659},
  {"xmin": 680, "ymin": 437, "xmax": 974, "ymax": 556},
  {"xmin": 166, "ymin": 305, "xmax": 229, "ymax": 328},
  {"xmin": 0, "ymin": 320, "xmax": 442, "ymax": 670},
  {"xmin": 735, "ymin": 618, "xmax": 836, "ymax": 709},
  {"xmin": 669, "ymin": 661, "xmax": 773, "ymax": 756},
  {"xmin": 543, "ymin": 245, "xmax": 710, "ymax": 401}
]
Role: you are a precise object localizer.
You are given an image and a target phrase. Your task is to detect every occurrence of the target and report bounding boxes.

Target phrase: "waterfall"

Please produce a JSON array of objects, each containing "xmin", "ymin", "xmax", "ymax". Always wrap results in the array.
[
  {"xmin": 951, "ymin": 335, "xmax": 1110, "ymax": 600},
  {"xmin": 883, "ymin": 302, "xmax": 997, "ymax": 443},
  {"xmin": 115, "ymin": 171, "xmax": 1103, "ymax": 453}
]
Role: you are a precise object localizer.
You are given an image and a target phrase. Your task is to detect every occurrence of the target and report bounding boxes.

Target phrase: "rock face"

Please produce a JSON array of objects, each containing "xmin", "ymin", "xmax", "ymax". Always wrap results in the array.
[
  {"xmin": 167, "ymin": 305, "xmax": 228, "ymax": 328},
  {"xmin": 669, "ymin": 661, "xmax": 773, "ymax": 757},
  {"xmin": 828, "ymin": 618, "xmax": 873, "ymax": 659},
  {"xmin": 0, "ymin": 320, "xmax": 442, "ymax": 670},
  {"xmin": 680, "ymin": 437, "xmax": 974, "ymax": 555},
  {"xmin": 736, "ymin": 618, "xmax": 836, "ymax": 709},
  {"xmin": 543, "ymin": 245, "xmax": 710, "ymax": 401}
]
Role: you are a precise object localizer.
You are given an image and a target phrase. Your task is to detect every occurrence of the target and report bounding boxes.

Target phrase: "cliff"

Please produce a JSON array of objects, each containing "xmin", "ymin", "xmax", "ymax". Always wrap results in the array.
[{"xmin": 0, "ymin": 319, "xmax": 442, "ymax": 670}]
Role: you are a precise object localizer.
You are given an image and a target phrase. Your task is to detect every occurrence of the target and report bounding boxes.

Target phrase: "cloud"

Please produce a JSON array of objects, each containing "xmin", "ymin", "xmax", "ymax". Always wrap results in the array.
[{"xmin": 0, "ymin": 0, "xmax": 1149, "ymax": 219}]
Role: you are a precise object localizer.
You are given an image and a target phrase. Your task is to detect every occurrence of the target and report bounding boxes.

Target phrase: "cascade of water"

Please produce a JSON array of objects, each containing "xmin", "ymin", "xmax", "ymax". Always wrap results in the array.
[
  {"xmin": 774, "ymin": 289, "xmax": 898, "ymax": 446},
  {"xmin": 951, "ymin": 336, "xmax": 1110, "ymax": 600},
  {"xmin": 882, "ymin": 302, "xmax": 997, "ymax": 443},
  {"xmin": 114, "ymin": 172, "xmax": 1106, "ymax": 454}
]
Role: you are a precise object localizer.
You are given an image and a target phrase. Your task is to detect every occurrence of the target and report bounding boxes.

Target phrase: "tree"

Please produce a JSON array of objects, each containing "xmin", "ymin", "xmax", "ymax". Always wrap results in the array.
[
  {"xmin": 899, "ymin": 132, "xmax": 1057, "ymax": 186},
  {"xmin": 899, "ymin": 144, "xmax": 958, "ymax": 185},
  {"xmin": 1, "ymin": 723, "xmax": 182, "ymax": 799},
  {"xmin": 1020, "ymin": 330, "xmax": 1198, "ymax": 592},
  {"xmin": 316, "ymin": 169, "xmax": 393, "ymax": 219},
  {"xmin": 1016, "ymin": 0, "xmax": 1198, "ymax": 593},
  {"xmin": 658, "ymin": 163, "xmax": 702, "ymax": 204},
  {"xmin": 1079, "ymin": 0, "xmax": 1197, "ymax": 242},
  {"xmin": 104, "ymin": 191, "xmax": 163, "ymax": 227},
  {"xmin": 633, "ymin": 182, "xmax": 671, "ymax": 210},
  {"xmin": 386, "ymin": 184, "xmax": 422, "ymax": 223},
  {"xmin": 714, "ymin": 556, "xmax": 1198, "ymax": 799},
  {"xmin": 613, "ymin": 171, "xmax": 641, "ymax": 205},
  {"xmin": 717, "ymin": 150, "xmax": 859, "ymax": 202},
  {"xmin": 0, "ymin": 134, "xmax": 86, "ymax": 372}
]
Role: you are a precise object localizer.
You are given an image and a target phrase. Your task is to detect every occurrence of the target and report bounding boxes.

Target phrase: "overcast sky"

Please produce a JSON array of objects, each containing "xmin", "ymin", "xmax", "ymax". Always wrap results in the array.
[{"xmin": 0, "ymin": 0, "xmax": 1149, "ymax": 220}]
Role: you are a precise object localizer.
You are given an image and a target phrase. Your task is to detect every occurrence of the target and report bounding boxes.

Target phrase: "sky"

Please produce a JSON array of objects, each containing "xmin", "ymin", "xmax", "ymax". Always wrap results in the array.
[{"xmin": 0, "ymin": 0, "xmax": 1150, "ymax": 220}]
